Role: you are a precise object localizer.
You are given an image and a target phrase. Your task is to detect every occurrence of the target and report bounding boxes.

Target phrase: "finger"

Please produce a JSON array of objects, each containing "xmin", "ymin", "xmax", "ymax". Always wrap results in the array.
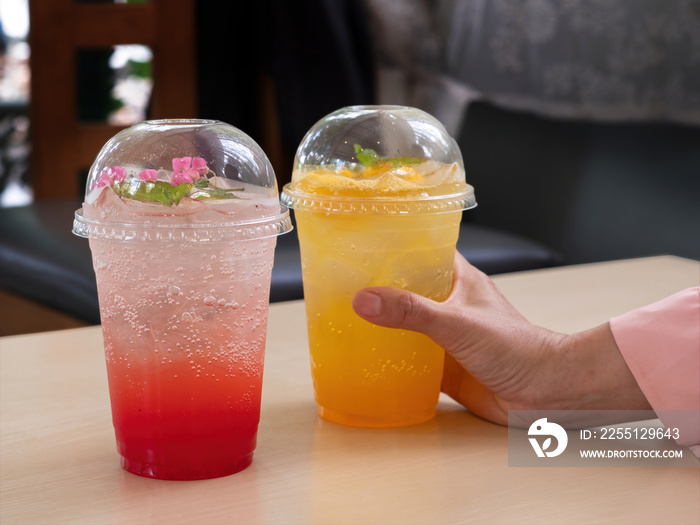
[
  {"xmin": 352, "ymin": 287, "xmax": 445, "ymax": 335},
  {"xmin": 352, "ymin": 285, "xmax": 476, "ymax": 355},
  {"xmin": 351, "ymin": 252, "xmax": 481, "ymax": 330}
]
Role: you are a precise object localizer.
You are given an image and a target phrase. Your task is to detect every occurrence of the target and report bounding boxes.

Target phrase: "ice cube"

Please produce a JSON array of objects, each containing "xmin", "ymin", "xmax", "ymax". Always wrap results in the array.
[{"xmin": 83, "ymin": 186, "xmax": 132, "ymax": 222}]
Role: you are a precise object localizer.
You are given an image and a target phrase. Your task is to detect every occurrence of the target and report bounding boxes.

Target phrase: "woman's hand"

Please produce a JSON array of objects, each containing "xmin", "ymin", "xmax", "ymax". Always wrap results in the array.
[{"xmin": 352, "ymin": 253, "xmax": 651, "ymax": 425}]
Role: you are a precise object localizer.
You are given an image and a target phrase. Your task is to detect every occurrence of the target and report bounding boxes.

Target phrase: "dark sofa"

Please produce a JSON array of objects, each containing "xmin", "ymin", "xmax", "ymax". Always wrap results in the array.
[{"xmin": 458, "ymin": 101, "xmax": 700, "ymax": 265}]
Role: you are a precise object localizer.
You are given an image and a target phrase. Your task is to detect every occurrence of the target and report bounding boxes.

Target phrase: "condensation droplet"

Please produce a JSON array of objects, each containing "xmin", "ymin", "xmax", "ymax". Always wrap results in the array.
[{"xmin": 168, "ymin": 286, "xmax": 181, "ymax": 296}]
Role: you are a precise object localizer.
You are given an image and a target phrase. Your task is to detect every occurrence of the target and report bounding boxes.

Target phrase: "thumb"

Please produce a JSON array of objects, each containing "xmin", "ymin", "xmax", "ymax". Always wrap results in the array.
[{"xmin": 352, "ymin": 287, "xmax": 449, "ymax": 340}]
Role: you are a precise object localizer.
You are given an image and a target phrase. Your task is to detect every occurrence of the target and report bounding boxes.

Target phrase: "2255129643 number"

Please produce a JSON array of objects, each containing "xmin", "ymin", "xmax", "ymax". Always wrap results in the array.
[{"xmin": 599, "ymin": 427, "xmax": 680, "ymax": 440}]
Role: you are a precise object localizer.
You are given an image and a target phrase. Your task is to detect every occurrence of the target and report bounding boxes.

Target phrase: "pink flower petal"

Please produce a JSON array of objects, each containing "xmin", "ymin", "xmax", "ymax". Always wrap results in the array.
[
  {"xmin": 139, "ymin": 169, "xmax": 158, "ymax": 182},
  {"xmin": 94, "ymin": 168, "xmax": 114, "ymax": 188},
  {"xmin": 192, "ymin": 157, "xmax": 208, "ymax": 175},
  {"xmin": 172, "ymin": 157, "xmax": 192, "ymax": 172},
  {"xmin": 170, "ymin": 171, "xmax": 194, "ymax": 186},
  {"xmin": 112, "ymin": 166, "xmax": 127, "ymax": 182},
  {"xmin": 93, "ymin": 174, "xmax": 110, "ymax": 188},
  {"xmin": 186, "ymin": 168, "xmax": 202, "ymax": 181}
]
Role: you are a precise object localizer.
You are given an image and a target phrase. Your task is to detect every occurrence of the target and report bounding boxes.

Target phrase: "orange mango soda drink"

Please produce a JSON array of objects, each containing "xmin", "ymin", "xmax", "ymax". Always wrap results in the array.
[
  {"xmin": 72, "ymin": 120, "xmax": 291, "ymax": 479},
  {"xmin": 281, "ymin": 106, "xmax": 476, "ymax": 427}
]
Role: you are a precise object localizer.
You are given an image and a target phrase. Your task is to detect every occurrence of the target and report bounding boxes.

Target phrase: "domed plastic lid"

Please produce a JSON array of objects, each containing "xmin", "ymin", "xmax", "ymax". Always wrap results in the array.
[
  {"xmin": 281, "ymin": 106, "xmax": 476, "ymax": 214},
  {"xmin": 73, "ymin": 119, "xmax": 291, "ymax": 243}
]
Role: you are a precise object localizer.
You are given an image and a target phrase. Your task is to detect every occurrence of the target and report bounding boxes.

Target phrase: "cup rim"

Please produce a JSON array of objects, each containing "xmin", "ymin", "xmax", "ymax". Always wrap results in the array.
[
  {"xmin": 141, "ymin": 118, "xmax": 221, "ymax": 127},
  {"xmin": 280, "ymin": 184, "xmax": 476, "ymax": 215},
  {"xmin": 72, "ymin": 206, "xmax": 293, "ymax": 243}
]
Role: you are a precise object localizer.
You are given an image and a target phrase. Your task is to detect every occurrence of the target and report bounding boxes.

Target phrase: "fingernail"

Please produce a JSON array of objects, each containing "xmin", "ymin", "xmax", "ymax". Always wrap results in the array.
[{"xmin": 354, "ymin": 291, "xmax": 382, "ymax": 317}]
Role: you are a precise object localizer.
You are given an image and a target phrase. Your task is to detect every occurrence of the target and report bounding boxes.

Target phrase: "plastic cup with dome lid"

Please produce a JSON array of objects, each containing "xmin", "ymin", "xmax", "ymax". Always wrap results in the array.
[
  {"xmin": 281, "ymin": 105, "xmax": 476, "ymax": 428},
  {"xmin": 73, "ymin": 119, "xmax": 291, "ymax": 480}
]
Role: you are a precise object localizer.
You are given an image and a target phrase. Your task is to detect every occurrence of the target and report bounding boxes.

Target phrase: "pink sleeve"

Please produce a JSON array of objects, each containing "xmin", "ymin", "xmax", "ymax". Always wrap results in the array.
[{"xmin": 609, "ymin": 287, "xmax": 700, "ymax": 457}]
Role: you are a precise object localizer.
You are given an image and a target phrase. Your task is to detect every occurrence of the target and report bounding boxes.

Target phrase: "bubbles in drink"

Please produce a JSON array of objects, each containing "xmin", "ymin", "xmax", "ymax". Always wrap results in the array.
[{"xmin": 204, "ymin": 295, "xmax": 216, "ymax": 306}]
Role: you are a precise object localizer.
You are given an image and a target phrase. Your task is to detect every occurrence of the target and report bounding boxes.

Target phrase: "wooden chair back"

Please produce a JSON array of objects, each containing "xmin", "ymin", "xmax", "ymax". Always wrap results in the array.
[{"xmin": 29, "ymin": 0, "xmax": 196, "ymax": 200}]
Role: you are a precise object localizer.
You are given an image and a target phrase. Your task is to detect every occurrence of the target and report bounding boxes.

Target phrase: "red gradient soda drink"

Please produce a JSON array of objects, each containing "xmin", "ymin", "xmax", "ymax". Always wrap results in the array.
[
  {"xmin": 93, "ymin": 239, "xmax": 274, "ymax": 479},
  {"xmin": 73, "ymin": 120, "xmax": 291, "ymax": 479}
]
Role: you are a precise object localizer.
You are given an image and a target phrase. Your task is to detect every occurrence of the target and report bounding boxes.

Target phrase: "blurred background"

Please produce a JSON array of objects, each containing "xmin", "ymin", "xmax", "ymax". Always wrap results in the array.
[{"xmin": 1, "ymin": 0, "xmax": 699, "ymax": 335}]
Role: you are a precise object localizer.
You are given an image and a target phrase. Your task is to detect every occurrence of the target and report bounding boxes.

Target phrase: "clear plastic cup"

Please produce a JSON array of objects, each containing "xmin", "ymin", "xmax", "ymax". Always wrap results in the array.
[
  {"xmin": 73, "ymin": 119, "xmax": 291, "ymax": 479},
  {"xmin": 281, "ymin": 106, "xmax": 476, "ymax": 428}
]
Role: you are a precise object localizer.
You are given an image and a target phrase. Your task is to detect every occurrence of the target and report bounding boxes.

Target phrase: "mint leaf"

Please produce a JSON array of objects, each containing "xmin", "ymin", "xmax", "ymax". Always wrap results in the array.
[
  {"xmin": 193, "ymin": 187, "xmax": 245, "ymax": 200},
  {"xmin": 354, "ymin": 144, "xmax": 379, "ymax": 166},
  {"xmin": 384, "ymin": 156, "xmax": 424, "ymax": 167},
  {"xmin": 115, "ymin": 180, "xmax": 193, "ymax": 206},
  {"xmin": 353, "ymin": 143, "xmax": 425, "ymax": 167}
]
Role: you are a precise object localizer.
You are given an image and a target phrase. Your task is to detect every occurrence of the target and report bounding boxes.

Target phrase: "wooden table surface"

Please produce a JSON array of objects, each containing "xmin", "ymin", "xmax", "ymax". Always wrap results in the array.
[{"xmin": 1, "ymin": 256, "xmax": 699, "ymax": 524}]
